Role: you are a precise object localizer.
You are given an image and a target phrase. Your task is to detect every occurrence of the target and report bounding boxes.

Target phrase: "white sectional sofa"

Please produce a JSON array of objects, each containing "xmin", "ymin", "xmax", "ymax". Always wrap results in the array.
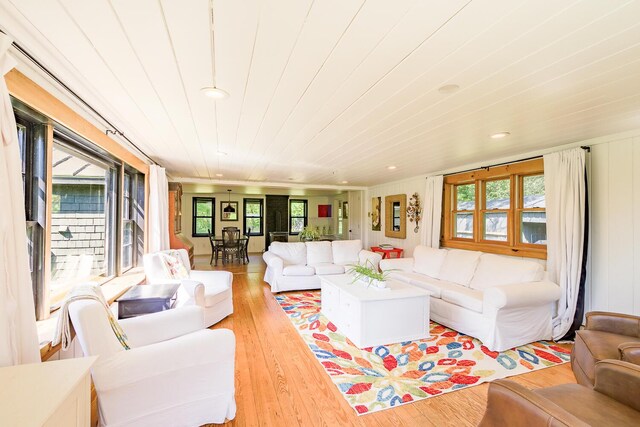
[
  {"xmin": 263, "ymin": 240, "xmax": 382, "ymax": 293},
  {"xmin": 380, "ymin": 246, "xmax": 561, "ymax": 351}
]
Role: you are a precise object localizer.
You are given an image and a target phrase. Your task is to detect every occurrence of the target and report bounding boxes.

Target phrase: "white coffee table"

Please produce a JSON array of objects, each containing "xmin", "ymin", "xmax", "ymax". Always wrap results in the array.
[{"xmin": 320, "ymin": 274, "xmax": 430, "ymax": 348}]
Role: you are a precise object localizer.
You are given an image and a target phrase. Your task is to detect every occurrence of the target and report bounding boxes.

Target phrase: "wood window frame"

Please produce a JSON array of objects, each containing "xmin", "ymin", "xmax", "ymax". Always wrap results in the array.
[
  {"xmin": 451, "ymin": 182, "xmax": 476, "ymax": 241},
  {"xmin": 516, "ymin": 173, "xmax": 547, "ymax": 249},
  {"xmin": 442, "ymin": 158, "xmax": 546, "ymax": 259},
  {"xmin": 479, "ymin": 176, "xmax": 514, "ymax": 245}
]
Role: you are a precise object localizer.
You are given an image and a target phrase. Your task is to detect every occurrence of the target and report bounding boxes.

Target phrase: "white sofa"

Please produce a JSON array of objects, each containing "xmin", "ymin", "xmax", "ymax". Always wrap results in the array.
[
  {"xmin": 263, "ymin": 240, "xmax": 382, "ymax": 293},
  {"xmin": 380, "ymin": 246, "xmax": 561, "ymax": 352}
]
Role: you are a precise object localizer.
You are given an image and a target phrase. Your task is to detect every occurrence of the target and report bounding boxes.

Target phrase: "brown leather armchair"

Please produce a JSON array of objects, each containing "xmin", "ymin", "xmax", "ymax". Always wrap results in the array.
[
  {"xmin": 572, "ymin": 311, "xmax": 640, "ymax": 387},
  {"xmin": 478, "ymin": 360, "xmax": 640, "ymax": 426}
]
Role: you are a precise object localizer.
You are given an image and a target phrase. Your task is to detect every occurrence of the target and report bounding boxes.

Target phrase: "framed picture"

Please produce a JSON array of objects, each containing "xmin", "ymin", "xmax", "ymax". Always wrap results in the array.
[
  {"xmin": 371, "ymin": 197, "xmax": 381, "ymax": 231},
  {"xmin": 220, "ymin": 201, "xmax": 238, "ymax": 221},
  {"xmin": 318, "ymin": 204, "xmax": 332, "ymax": 217}
]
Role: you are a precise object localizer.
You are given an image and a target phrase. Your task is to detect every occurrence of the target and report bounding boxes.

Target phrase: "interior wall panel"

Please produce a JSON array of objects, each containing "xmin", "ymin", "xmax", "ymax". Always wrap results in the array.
[
  {"xmin": 589, "ymin": 137, "xmax": 640, "ymax": 315},
  {"xmin": 590, "ymin": 144, "xmax": 609, "ymax": 311},
  {"xmin": 606, "ymin": 140, "xmax": 634, "ymax": 313},
  {"xmin": 634, "ymin": 139, "xmax": 640, "ymax": 314}
]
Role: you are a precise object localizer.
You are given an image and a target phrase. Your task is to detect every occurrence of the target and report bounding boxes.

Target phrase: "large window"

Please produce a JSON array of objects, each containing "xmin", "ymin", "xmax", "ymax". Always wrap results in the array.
[
  {"xmin": 442, "ymin": 159, "xmax": 546, "ymax": 258},
  {"xmin": 14, "ymin": 107, "xmax": 47, "ymax": 320},
  {"xmin": 192, "ymin": 197, "xmax": 215, "ymax": 237},
  {"xmin": 133, "ymin": 173, "xmax": 145, "ymax": 267},
  {"xmin": 122, "ymin": 171, "xmax": 133, "ymax": 271},
  {"xmin": 49, "ymin": 139, "xmax": 119, "ymax": 306},
  {"xmin": 243, "ymin": 198, "xmax": 263, "ymax": 236},
  {"xmin": 12, "ymin": 87, "xmax": 148, "ymax": 321},
  {"xmin": 121, "ymin": 170, "xmax": 144, "ymax": 272},
  {"xmin": 289, "ymin": 199, "xmax": 308, "ymax": 234}
]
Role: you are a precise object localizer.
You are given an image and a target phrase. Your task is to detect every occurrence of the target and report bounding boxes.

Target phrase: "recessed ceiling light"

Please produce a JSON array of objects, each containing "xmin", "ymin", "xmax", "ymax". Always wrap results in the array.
[
  {"xmin": 341, "ymin": 180, "xmax": 349, "ymax": 184},
  {"xmin": 490, "ymin": 131, "xmax": 511, "ymax": 139},
  {"xmin": 438, "ymin": 84, "xmax": 460, "ymax": 94},
  {"xmin": 215, "ymin": 173, "xmax": 223, "ymax": 177},
  {"xmin": 215, "ymin": 151, "xmax": 227, "ymax": 156},
  {"xmin": 387, "ymin": 165, "xmax": 397, "ymax": 170},
  {"xmin": 200, "ymin": 87, "xmax": 229, "ymax": 99}
]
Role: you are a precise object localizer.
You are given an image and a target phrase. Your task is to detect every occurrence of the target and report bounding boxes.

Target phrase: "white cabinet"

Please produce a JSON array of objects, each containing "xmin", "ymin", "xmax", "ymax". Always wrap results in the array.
[
  {"xmin": 0, "ymin": 356, "xmax": 96, "ymax": 426},
  {"xmin": 320, "ymin": 275, "xmax": 430, "ymax": 348}
]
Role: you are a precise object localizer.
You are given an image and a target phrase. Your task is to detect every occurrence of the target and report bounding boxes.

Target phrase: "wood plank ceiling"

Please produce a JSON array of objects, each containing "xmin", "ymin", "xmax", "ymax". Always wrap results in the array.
[{"xmin": 2, "ymin": 0, "xmax": 640, "ymax": 186}]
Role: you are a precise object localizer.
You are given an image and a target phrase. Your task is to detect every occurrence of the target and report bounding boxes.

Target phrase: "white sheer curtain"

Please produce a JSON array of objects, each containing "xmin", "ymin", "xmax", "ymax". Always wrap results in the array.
[
  {"xmin": 0, "ymin": 34, "xmax": 40, "ymax": 367},
  {"xmin": 544, "ymin": 148, "xmax": 586, "ymax": 340},
  {"xmin": 148, "ymin": 164, "xmax": 170, "ymax": 253},
  {"xmin": 421, "ymin": 175, "xmax": 444, "ymax": 248}
]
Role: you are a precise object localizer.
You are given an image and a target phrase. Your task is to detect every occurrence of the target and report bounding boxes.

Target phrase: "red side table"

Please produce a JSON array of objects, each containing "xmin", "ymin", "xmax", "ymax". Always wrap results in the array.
[{"xmin": 370, "ymin": 246, "xmax": 404, "ymax": 259}]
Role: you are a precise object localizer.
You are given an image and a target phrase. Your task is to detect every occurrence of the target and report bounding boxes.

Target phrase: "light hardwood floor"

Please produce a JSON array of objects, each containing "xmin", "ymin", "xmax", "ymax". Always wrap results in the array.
[{"xmin": 204, "ymin": 254, "xmax": 576, "ymax": 427}]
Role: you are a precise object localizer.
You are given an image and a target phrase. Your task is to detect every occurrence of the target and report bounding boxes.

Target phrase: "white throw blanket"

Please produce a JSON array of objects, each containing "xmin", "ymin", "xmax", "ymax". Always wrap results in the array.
[{"xmin": 53, "ymin": 283, "xmax": 130, "ymax": 351}]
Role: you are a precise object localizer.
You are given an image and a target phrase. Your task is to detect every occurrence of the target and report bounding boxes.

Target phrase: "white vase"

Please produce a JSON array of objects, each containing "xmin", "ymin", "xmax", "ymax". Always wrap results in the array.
[
  {"xmin": 358, "ymin": 277, "xmax": 386, "ymax": 289},
  {"xmin": 372, "ymin": 279, "xmax": 387, "ymax": 289}
]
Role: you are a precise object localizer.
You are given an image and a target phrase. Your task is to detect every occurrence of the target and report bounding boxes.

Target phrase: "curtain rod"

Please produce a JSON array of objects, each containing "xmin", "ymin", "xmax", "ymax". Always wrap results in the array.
[
  {"xmin": 440, "ymin": 146, "xmax": 591, "ymax": 177},
  {"xmin": 1, "ymin": 29, "xmax": 159, "ymax": 167}
]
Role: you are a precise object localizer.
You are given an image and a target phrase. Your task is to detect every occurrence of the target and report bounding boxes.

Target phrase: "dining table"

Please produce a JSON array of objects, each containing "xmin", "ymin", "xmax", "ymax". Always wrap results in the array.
[
  {"xmin": 209, "ymin": 235, "xmax": 249, "ymax": 265},
  {"xmin": 210, "ymin": 235, "xmax": 249, "ymax": 244}
]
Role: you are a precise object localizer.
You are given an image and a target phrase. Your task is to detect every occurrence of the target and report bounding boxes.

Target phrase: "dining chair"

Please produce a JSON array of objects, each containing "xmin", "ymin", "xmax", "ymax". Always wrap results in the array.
[
  {"xmin": 241, "ymin": 228, "xmax": 251, "ymax": 264},
  {"xmin": 208, "ymin": 229, "xmax": 223, "ymax": 265},
  {"xmin": 222, "ymin": 228, "xmax": 241, "ymax": 264}
]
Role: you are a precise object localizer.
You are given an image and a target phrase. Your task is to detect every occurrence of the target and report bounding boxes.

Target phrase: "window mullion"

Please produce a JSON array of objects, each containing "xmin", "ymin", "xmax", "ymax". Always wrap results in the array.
[
  {"xmin": 509, "ymin": 175, "xmax": 515, "ymax": 246},
  {"xmin": 475, "ymin": 179, "xmax": 481, "ymax": 243}
]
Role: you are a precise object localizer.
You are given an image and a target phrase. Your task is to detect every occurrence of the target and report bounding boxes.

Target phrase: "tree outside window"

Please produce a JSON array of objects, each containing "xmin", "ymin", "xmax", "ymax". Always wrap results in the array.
[
  {"xmin": 193, "ymin": 197, "xmax": 215, "ymax": 237},
  {"xmin": 243, "ymin": 198, "xmax": 263, "ymax": 236},
  {"xmin": 289, "ymin": 200, "xmax": 308, "ymax": 234}
]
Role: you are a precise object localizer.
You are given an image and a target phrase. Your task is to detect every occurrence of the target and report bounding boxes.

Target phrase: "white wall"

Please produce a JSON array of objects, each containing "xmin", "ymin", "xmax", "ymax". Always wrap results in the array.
[
  {"xmin": 590, "ymin": 136, "xmax": 640, "ymax": 315},
  {"xmin": 364, "ymin": 176, "xmax": 425, "ymax": 256},
  {"xmin": 306, "ymin": 196, "xmax": 332, "ymax": 234}
]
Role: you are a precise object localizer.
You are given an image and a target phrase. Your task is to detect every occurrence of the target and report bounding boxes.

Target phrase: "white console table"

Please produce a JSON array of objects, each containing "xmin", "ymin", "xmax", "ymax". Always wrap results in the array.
[
  {"xmin": 320, "ymin": 274, "xmax": 430, "ymax": 348},
  {"xmin": 0, "ymin": 356, "xmax": 96, "ymax": 426}
]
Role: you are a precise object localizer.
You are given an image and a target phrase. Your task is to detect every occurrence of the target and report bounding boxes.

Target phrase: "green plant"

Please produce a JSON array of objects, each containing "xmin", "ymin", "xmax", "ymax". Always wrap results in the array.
[
  {"xmin": 299, "ymin": 226, "xmax": 320, "ymax": 241},
  {"xmin": 346, "ymin": 260, "xmax": 394, "ymax": 287}
]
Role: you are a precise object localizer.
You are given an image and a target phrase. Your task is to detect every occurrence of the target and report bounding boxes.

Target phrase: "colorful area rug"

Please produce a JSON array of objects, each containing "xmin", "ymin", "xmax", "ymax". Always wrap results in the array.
[{"xmin": 275, "ymin": 291, "xmax": 570, "ymax": 415}]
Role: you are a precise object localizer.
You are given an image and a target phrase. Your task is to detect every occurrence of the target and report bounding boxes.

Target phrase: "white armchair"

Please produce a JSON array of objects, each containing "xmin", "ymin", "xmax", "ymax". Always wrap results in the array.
[
  {"xmin": 143, "ymin": 249, "xmax": 233, "ymax": 327},
  {"xmin": 68, "ymin": 301, "xmax": 236, "ymax": 426}
]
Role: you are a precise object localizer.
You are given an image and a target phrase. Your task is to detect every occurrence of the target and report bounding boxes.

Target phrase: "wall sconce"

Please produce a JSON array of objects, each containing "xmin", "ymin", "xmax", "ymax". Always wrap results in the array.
[{"xmin": 406, "ymin": 192, "xmax": 422, "ymax": 233}]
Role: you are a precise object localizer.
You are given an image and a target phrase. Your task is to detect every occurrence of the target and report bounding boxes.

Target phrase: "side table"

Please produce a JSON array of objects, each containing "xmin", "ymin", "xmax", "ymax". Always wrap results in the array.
[
  {"xmin": 370, "ymin": 246, "xmax": 404, "ymax": 259},
  {"xmin": 117, "ymin": 283, "xmax": 180, "ymax": 319}
]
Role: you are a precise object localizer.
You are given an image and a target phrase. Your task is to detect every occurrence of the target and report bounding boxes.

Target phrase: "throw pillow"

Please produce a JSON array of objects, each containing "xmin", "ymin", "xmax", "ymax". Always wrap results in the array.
[{"xmin": 161, "ymin": 251, "xmax": 189, "ymax": 279}]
